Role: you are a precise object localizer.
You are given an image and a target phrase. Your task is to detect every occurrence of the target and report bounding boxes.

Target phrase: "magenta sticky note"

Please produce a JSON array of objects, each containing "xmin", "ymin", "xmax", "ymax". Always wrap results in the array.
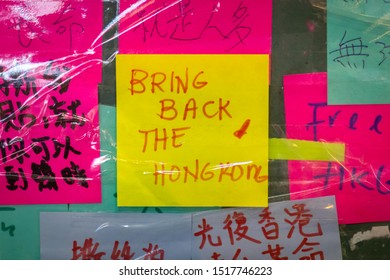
[
  {"xmin": 0, "ymin": 59, "xmax": 101, "ymax": 205},
  {"xmin": 119, "ymin": 0, "xmax": 272, "ymax": 54},
  {"xmin": 284, "ymin": 73, "xmax": 390, "ymax": 224},
  {"xmin": 0, "ymin": 0, "xmax": 102, "ymax": 62}
]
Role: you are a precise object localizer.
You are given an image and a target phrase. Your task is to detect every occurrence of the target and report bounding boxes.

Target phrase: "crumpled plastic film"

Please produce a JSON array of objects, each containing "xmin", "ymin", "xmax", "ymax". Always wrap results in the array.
[
  {"xmin": 2, "ymin": 0, "xmax": 388, "ymax": 261},
  {"xmin": 0, "ymin": 0, "xmax": 274, "ymax": 206}
]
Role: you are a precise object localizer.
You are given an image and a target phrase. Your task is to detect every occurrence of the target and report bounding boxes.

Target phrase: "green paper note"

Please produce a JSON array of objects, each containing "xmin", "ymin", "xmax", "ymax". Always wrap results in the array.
[
  {"xmin": 0, "ymin": 205, "xmax": 67, "ymax": 260},
  {"xmin": 269, "ymin": 138, "xmax": 345, "ymax": 162},
  {"xmin": 327, "ymin": 0, "xmax": 390, "ymax": 104}
]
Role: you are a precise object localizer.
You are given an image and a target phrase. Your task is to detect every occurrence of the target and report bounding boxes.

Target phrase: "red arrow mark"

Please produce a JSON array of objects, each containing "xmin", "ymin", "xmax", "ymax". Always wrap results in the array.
[{"xmin": 234, "ymin": 119, "xmax": 251, "ymax": 139}]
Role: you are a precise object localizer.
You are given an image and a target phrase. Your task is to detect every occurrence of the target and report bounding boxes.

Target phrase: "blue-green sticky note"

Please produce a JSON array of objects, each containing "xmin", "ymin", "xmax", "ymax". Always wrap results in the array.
[
  {"xmin": 68, "ymin": 105, "xmax": 118, "ymax": 212},
  {"xmin": 327, "ymin": 0, "xmax": 390, "ymax": 105},
  {"xmin": 0, "ymin": 205, "xmax": 67, "ymax": 260}
]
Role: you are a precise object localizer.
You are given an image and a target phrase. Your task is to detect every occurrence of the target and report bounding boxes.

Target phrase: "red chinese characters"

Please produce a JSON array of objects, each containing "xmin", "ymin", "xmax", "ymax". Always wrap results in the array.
[
  {"xmin": 71, "ymin": 238, "xmax": 166, "ymax": 260},
  {"xmin": 193, "ymin": 203, "xmax": 330, "ymax": 260}
]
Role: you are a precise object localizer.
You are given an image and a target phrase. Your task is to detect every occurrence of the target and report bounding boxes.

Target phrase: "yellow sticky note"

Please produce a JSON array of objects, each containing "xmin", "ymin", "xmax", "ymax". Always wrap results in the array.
[{"xmin": 116, "ymin": 54, "xmax": 269, "ymax": 207}]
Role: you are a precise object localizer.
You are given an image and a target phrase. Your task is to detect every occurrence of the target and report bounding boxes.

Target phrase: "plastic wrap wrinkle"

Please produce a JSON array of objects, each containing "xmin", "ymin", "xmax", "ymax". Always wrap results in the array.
[{"xmin": 3, "ymin": 0, "xmax": 388, "ymax": 261}]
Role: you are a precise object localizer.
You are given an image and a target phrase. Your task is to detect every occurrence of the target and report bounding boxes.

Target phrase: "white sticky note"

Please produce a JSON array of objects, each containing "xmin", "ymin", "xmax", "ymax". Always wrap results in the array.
[
  {"xmin": 40, "ymin": 212, "xmax": 192, "ymax": 260},
  {"xmin": 192, "ymin": 196, "xmax": 342, "ymax": 260}
]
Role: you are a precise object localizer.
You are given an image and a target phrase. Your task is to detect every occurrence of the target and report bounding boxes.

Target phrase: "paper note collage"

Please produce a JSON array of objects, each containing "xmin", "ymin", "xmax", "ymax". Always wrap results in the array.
[{"xmin": 1, "ymin": 0, "xmax": 389, "ymax": 260}]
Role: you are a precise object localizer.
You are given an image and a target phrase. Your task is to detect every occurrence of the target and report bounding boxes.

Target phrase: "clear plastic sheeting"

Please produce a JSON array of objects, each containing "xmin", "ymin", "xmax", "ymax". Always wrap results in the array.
[
  {"xmin": 0, "ymin": 0, "xmax": 389, "ymax": 260},
  {"xmin": 0, "ymin": 0, "xmax": 103, "ymax": 205}
]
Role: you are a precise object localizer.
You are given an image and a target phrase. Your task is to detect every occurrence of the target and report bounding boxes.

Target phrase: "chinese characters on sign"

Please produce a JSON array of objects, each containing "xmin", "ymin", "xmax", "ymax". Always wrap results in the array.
[
  {"xmin": 40, "ymin": 197, "xmax": 341, "ymax": 260},
  {"xmin": 192, "ymin": 197, "xmax": 341, "ymax": 260},
  {"xmin": 0, "ymin": 0, "xmax": 102, "ymax": 61},
  {"xmin": 71, "ymin": 239, "xmax": 165, "ymax": 260},
  {"xmin": 0, "ymin": 60, "xmax": 101, "ymax": 204},
  {"xmin": 327, "ymin": 0, "xmax": 390, "ymax": 104},
  {"xmin": 40, "ymin": 212, "xmax": 192, "ymax": 260},
  {"xmin": 0, "ymin": 0, "xmax": 102, "ymax": 204},
  {"xmin": 119, "ymin": 0, "xmax": 272, "ymax": 54}
]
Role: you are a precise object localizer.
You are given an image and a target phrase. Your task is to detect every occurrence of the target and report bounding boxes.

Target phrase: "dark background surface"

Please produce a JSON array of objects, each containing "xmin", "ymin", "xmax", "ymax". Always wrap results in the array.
[{"xmin": 98, "ymin": 0, "xmax": 390, "ymax": 259}]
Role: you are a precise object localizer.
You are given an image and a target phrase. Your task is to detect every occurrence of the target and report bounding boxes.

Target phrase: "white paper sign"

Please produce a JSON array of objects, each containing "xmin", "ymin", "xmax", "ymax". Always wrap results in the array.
[
  {"xmin": 40, "ymin": 197, "xmax": 342, "ymax": 260},
  {"xmin": 192, "ymin": 196, "xmax": 342, "ymax": 260},
  {"xmin": 40, "ymin": 212, "xmax": 192, "ymax": 260}
]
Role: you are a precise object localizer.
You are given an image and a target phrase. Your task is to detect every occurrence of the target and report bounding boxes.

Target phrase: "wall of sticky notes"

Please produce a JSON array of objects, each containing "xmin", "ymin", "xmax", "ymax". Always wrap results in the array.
[{"xmin": 1, "ymin": 0, "xmax": 390, "ymax": 260}]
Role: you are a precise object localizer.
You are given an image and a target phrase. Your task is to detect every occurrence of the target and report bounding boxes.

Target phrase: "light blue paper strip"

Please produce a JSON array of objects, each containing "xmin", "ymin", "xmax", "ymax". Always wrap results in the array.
[{"xmin": 327, "ymin": 0, "xmax": 390, "ymax": 105}]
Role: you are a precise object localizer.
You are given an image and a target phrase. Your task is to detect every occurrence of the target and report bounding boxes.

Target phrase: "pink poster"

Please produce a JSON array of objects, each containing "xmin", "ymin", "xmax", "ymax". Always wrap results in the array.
[
  {"xmin": 0, "ymin": 60, "xmax": 101, "ymax": 205},
  {"xmin": 119, "ymin": 0, "xmax": 272, "ymax": 54},
  {"xmin": 0, "ymin": 0, "xmax": 102, "ymax": 63},
  {"xmin": 284, "ymin": 73, "xmax": 390, "ymax": 224},
  {"xmin": 0, "ymin": 0, "xmax": 102, "ymax": 204}
]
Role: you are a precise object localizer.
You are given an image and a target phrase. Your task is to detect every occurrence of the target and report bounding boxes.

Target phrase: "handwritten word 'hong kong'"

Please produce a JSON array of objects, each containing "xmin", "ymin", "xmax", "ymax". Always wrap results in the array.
[
  {"xmin": 134, "ymin": 0, "xmax": 252, "ymax": 52},
  {"xmin": 72, "ymin": 238, "xmax": 164, "ymax": 260},
  {"xmin": 153, "ymin": 159, "xmax": 267, "ymax": 186},
  {"xmin": 314, "ymin": 162, "xmax": 390, "ymax": 195},
  {"xmin": 306, "ymin": 102, "xmax": 384, "ymax": 141},
  {"xmin": 194, "ymin": 205, "xmax": 325, "ymax": 260},
  {"xmin": 329, "ymin": 30, "xmax": 390, "ymax": 69}
]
